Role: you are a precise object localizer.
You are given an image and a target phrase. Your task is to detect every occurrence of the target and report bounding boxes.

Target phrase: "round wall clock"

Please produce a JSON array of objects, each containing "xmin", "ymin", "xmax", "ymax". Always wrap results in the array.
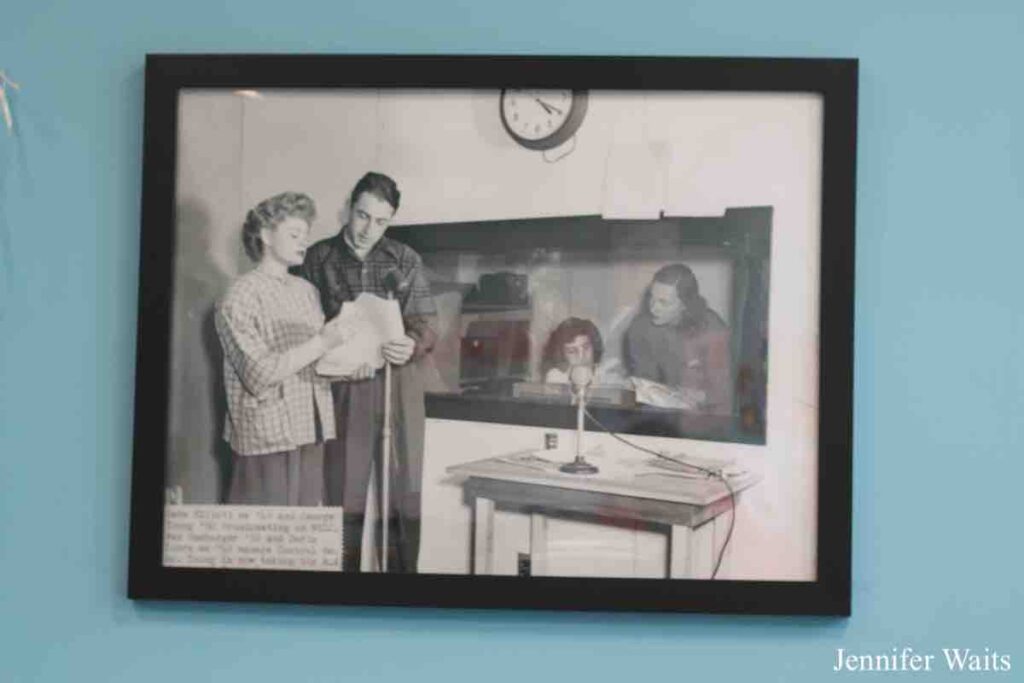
[{"xmin": 499, "ymin": 89, "xmax": 589, "ymax": 151}]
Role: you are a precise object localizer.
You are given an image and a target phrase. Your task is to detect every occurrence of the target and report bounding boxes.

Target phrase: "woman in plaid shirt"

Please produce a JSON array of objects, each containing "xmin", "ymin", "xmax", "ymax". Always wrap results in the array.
[{"xmin": 215, "ymin": 192, "xmax": 353, "ymax": 506}]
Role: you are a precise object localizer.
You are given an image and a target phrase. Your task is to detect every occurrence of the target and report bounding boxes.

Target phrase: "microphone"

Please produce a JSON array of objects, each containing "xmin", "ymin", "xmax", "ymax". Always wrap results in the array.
[
  {"xmin": 560, "ymin": 364, "xmax": 599, "ymax": 475},
  {"xmin": 383, "ymin": 268, "xmax": 413, "ymax": 302},
  {"xmin": 569, "ymin": 364, "xmax": 593, "ymax": 396}
]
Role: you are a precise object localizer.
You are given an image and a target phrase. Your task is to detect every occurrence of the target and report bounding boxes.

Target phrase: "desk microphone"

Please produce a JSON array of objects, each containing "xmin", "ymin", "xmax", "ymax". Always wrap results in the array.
[
  {"xmin": 560, "ymin": 364, "xmax": 599, "ymax": 474},
  {"xmin": 569, "ymin": 363, "xmax": 593, "ymax": 392}
]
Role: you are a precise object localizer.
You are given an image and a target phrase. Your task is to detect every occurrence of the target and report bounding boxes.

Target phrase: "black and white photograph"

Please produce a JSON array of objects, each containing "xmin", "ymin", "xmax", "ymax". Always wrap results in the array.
[
  {"xmin": 16, "ymin": 2, "xmax": 1024, "ymax": 679},
  {"xmin": 129, "ymin": 55, "xmax": 855, "ymax": 613}
]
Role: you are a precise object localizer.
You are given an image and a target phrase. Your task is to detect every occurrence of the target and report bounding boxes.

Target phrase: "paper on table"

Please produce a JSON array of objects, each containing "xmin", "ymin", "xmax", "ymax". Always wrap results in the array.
[{"xmin": 315, "ymin": 293, "xmax": 404, "ymax": 377}]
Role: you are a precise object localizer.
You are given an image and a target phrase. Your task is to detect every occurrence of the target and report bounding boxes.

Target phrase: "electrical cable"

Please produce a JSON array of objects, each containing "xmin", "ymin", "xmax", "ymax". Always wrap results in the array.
[{"xmin": 581, "ymin": 406, "xmax": 736, "ymax": 579}]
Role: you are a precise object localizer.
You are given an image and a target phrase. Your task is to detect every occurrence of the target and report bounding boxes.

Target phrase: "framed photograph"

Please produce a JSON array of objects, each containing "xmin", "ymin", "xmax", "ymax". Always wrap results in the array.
[{"xmin": 129, "ymin": 54, "xmax": 856, "ymax": 614}]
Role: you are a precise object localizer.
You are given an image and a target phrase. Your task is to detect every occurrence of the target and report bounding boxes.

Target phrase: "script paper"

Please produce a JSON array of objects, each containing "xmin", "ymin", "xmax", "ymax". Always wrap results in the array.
[
  {"xmin": 316, "ymin": 292, "xmax": 404, "ymax": 377},
  {"xmin": 163, "ymin": 504, "xmax": 343, "ymax": 571},
  {"xmin": 631, "ymin": 377, "xmax": 705, "ymax": 409}
]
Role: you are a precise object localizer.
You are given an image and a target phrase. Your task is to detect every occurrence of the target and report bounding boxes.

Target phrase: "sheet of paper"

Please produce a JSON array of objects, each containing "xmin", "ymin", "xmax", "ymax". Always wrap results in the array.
[
  {"xmin": 316, "ymin": 292, "xmax": 404, "ymax": 377},
  {"xmin": 631, "ymin": 377, "xmax": 704, "ymax": 409},
  {"xmin": 163, "ymin": 504, "xmax": 343, "ymax": 571}
]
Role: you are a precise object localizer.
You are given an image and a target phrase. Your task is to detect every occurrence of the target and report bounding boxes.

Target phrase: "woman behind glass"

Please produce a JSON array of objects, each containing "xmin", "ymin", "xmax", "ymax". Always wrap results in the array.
[
  {"xmin": 541, "ymin": 317, "xmax": 604, "ymax": 384},
  {"xmin": 215, "ymin": 191, "xmax": 352, "ymax": 506},
  {"xmin": 623, "ymin": 263, "xmax": 733, "ymax": 414}
]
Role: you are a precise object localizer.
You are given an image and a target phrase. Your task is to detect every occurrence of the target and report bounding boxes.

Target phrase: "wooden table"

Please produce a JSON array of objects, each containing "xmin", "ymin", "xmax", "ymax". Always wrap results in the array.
[{"xmin": 448, "ymin": 448, "xmax": 761, "ymax": 579}]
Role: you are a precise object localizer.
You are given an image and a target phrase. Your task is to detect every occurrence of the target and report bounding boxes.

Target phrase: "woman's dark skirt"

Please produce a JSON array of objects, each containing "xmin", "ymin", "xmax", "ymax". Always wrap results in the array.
[{"xmin": 227, "ymin": 443, "xmax": 325, "ymax": 506}]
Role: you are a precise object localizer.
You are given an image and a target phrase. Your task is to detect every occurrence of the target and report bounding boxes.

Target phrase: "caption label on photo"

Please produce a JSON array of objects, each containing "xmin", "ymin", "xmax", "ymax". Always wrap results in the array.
[{"xmin": 163, "ymin": 504, "xmax": 343, "ymax": 571}]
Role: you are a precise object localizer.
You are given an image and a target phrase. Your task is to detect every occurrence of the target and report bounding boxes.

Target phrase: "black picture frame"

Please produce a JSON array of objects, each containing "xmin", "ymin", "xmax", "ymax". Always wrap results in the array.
[{"xmin": 129, "ymin": 54, "xmax": 856, "ymax": 615}]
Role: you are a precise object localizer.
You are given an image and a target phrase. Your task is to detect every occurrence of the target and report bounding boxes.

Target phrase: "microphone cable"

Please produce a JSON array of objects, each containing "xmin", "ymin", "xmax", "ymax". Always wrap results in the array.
[{"xmin": 580, "ymin": 406, "xmax": 737, "ymax": 580}]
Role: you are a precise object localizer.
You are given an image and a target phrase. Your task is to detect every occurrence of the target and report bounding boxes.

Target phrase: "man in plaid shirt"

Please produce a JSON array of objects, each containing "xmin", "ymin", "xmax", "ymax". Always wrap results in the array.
[{"xmin": 300, "ymin": 172, "xmax": 436, "ymax": 573}]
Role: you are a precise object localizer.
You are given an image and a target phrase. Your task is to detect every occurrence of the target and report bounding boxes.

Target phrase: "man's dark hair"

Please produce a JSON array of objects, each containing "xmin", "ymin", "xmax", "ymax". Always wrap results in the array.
[{"xmin": 349, "ymin": 171, "xmax": 401, "ymax": 212}]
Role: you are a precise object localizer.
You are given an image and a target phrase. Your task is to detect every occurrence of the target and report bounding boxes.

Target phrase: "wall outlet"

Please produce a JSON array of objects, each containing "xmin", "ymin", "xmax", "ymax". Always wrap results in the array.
[{"xmin": 517, "ymin": 552, "xmax": 531, "ymax": 577}]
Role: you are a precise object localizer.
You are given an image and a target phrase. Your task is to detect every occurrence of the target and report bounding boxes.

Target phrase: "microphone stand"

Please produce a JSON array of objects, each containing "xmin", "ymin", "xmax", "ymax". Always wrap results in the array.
[
  {"xmin": 380, "ymin": 292, "xmax": 394, "ymax": 573},
  {"xmin": 560, "ymin": 368, "xmax": 599, "ymax": 475},
  {"xmin": 379, "ymin": 269, "xmax": 413, "ymax": 571}
]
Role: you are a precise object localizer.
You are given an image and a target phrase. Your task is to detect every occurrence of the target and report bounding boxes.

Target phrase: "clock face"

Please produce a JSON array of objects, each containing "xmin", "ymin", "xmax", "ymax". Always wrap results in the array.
[{"xmin": 500, "ymin": 89, "xmax": 588, "ymax": 151}]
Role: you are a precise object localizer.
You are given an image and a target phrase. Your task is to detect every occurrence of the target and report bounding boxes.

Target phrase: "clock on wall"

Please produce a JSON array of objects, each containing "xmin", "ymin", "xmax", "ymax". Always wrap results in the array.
[{"xmin": 499, "ymin": 89, "xmax": 588, "ymax": 151}]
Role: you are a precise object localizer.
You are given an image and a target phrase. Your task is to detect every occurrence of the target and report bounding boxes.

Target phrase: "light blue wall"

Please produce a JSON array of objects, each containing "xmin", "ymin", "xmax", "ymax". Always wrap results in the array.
[{"xmin": 1, "ymin": 2, "xmax": 1021, "ymax": 681}]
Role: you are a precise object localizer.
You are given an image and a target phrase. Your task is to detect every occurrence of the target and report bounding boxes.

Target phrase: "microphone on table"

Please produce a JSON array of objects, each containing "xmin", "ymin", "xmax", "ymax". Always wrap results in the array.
[{"xmin": 559, "ymin": 364, "xmax": 599, "ymax": 474}]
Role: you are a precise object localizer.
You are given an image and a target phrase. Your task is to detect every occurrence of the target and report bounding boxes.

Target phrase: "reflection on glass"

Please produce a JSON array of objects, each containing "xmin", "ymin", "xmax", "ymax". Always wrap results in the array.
[{"xmin": 395, "ymin": 208, "xmax": 770, "ymax": 443}]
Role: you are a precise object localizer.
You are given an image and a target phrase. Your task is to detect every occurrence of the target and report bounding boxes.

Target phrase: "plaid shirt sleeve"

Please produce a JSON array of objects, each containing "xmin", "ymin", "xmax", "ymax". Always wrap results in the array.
[
  {"xmin": 399, "ymin": 249, "xmax": 436, "ymax": 317},
  {"xmin": 214, "ymin": 289, "xmax": 281, "ymax": 399},
  {"xmin": 399, "ymin": 249, "xmax": 437, "ymax": 359}
]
